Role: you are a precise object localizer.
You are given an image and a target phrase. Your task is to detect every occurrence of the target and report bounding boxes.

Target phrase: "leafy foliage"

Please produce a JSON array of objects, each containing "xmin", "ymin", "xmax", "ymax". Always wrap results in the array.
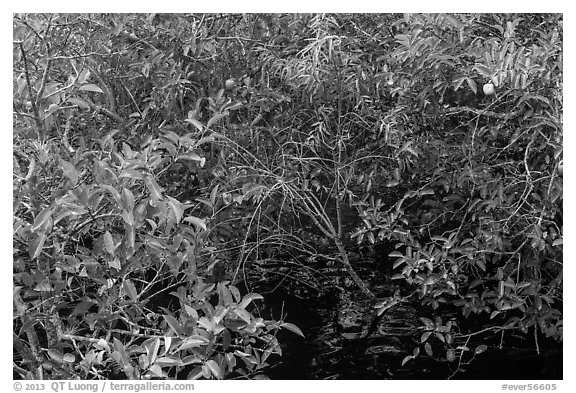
[{"xmin": 13, "ymin": 13, "xmax": 562, "ymax": 379}]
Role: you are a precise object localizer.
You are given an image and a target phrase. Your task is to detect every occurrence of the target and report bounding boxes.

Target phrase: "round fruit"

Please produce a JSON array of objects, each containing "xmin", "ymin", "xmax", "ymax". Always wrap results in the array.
[
  {"xmin": 483, "ymin": 83, "xmax": 495, "ymax": 96},
  {"xmin": 225, "ymin": 79, "xmax": 236, "ymax": 90}
]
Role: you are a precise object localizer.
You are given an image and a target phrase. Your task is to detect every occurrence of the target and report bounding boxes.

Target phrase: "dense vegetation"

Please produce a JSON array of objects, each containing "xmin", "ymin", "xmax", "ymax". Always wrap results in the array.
[{"xmin": 13, "ymin": 13, "xmax": 562, "ymax": 379}]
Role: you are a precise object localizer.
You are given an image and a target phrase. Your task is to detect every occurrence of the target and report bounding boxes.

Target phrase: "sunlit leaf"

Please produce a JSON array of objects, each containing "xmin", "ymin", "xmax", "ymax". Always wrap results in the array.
[
  {"xmin": 48, "ymin": 349, "xmax": 64, "ymax": 362},
  {"xmin": 183, "ymin": 215, "xmax": 207, "ymax": 231},
  {"xmin": 401, "ymin": 355, "xmax": 413, "ymax": 366},
  {"xmin": 475, "ymin": 344, "xmax": 488, "ymax": 354},
  {"xmin": 79, "ymin": 83, "xmax": 104, "ymax": 93},
  {"xmin": 63, "ymin": 353, "xmax": 76, "ymax": 363},
  {"xmin": 108, "ymin": 257, "xmax": 121, "ymax": 270},
  {"xmin": 233, "ymin": 308, "xmax": 252, "ymax": 324},
  {"xmin": 280, "ymin": 322, "xmax": 305, "ymax": 338},
  {"xmin": 420, "ymin": 331, "xmax": 432, "ymax": 343},
  {"xmin": 179, "ymin": 336, "xmax": 210, "ymax": 350},
  {"xmin": 178, "ymin": 151, "xmax": 203, "ymax": 163},
  {"xmin": 148, "ymin": 364, "xmax": 163, "ymax": 378},
  {"xmin": 68, "ymin": 97, "xmax": 91, "ymax": 110},
  {"xmin": 207, "ymin": 113, "xmax": 226, "ymax": 128},
  {"xmin": 185, "ymin": 118, "xmax": 204, "ymax": 131},
  {"xmin": 144, "ymin": 175, "xmax": 164, "ymax": 200},
  {"xmin": 123, "ymin": 279, "xmax": 138, "ymax": 301},
  {"xmin": 238, "ymin": 293, "xmax": 264, "ymax": 309},
  {"xmin": 163, "ymin": 315, "xmax": 184, "ymax": 336},
  {"xmin": 167, "ymin": 197, "xmax": 184, "ymax": 224},
  {"xmin": 28, "ymin": 232, "xmax": 47, "ymax": 260},
  {"xmin": 45, "ymin": 103, "xmax": 60, "ymax": 115},
  {"xmin": 31, "ymin": 207, "xmax": 53, "ymax": 233},
  {"xmin": 205, "ymin": 359, "xmax": 221, "ymax": 379},
  {"xmin": 104, "ymin": 231, "xmax": 115, "ymax": 256}
]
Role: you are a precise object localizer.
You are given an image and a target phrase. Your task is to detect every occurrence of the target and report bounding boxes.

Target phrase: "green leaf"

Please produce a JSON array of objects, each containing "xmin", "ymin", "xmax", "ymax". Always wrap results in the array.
[
  {"xmin": 424, "ymin": 342, "xmax": 433, "ymax": 356},
  {"xmin": 28, "ymin": 232, "xmax": 47, "ymax": 260},
  {"xmin": 59, "ymin": 158, "xmax": 79, "ymax": 185},
  {"xmin": 63, "ymin": 353, "xmax": 76, "ymax": 363},
  {"xmin": 225, "ymin": 353, "xmax": 237, "ymax": 370},
  {"xmin": 205, "ymin": 359, "xmax": 222, "ymax": 379},
  {"xmin": 210, "ymin": 184, "xmax": 219, "ymax": 207},
  {"xmin": 183, "ymin": 215, "xmax": 207, "ymax": 231},
  {"xmin": 401, "ymin": 355, "xmax": 413, "ymax": 366},
  {"xmin": 469, "ymin": 279, "xmax": 483, "ymax": 289},
  {"xmin": 45, "ymin": 103, "xmax": 60, "ymax": 115},
  {"xmin": 184, "ymin": 305, "xmax": 199, "ymax": 320},
  {"xmin": 77, "ymin": 68, "xmax": 90, "ymax": 83},
  {"xmin": 148, "ymin": 364, "xmax": 163, "ymax": 378},
  {"xmin": 233, "ymin": 308, "xmax": 252, "ymax": 324},
  {"xmin": 144, "ymin": 175, "xmax": 164, "ymax": 200},
  {"xmin": 242, "ymin": 185, "xmax": 265, "ymax": 199},
  {"xmin": 119, "ymin": 169, "xmax": 144, "ymax": 180},
  {"xmin": 474, "ymin": 64, "xmax": 492, "ymax": 78},
  {"xmin": 167, "ymin": 197, "xmax": 184, "ymax": 224},
  {"xmin": 31, "ymin": 207, "xmax": 53, "ymax": 233},
  {"xmin": 222, "ymin": 329, "xmax": 232, "ymax": 351},
  {"xmin": 367, "ymin": 231, "xmax": 375, "ymax": 244},
  {"xmin": 178, "ymin": 151, "xmax": 202, "ymax": 162},
  {"xmin": 48, "ymin": 349, "xmax": 64, "ymax": 362},
  {"xmin": 187, "ymin": 366, "xmax": 204, "ymax": 380},
  {"xmin": 179, "ymin": 336, "xmax": 210, "ymax": 350},
  {"xmin": 53, "ymin": 203, "xmax": 87, "ymax": 225},
  {"xmin": 104, "ymin": 231, "xmax": 115, "ymax": 256},
  {"xmin": 207, "ymin": 113, "xmax": 226, "ymax": 128},
  {"xmin": 79, "ymin": 83, "xmax": 104, "ymax": 93},
  {"xmin": 162, "ymin": 336, "xmax": 172, "ymax": 356},
  {"xmin": 34, "ymin": 281, "xmax": 52, "ymax": 292},
  {"xmin": 146, "ymin": 338, "xmax": 161, "ymax": 366},
  {"xmin": 94, "ymin": 338, "xmax": 110, "ymax": 352},
  {"xmin": 121, "ymin": 188, "xmax": 135, "ymax": 211},
  {"xmin": 475, "ymin": 344, "xmax": 487, "ymax": 354},
  {"xmin": 238, "ymin": 293, "xmax": 264, "ymax": 309},
  {"xmin": 109, "ymin": 257, "xmax": 121, "ymax": 270},
  {"xmin": 229, "ymin": 285, "xmax": 241, "ymax": 303},
  {"xmin": 123, "ymin": 279, "xmax": 138, "ymax": 301},
  {"xmin": 112, "ymin": 338, "xmax": 131, "ymax": 367},
  {"xmin": 420, "ymin": 331, "xmax": 432, "ymax": 343},
  {"xmin": 163, "ymin": 315, "xmax": 184, "ymax": 336},
  {"xmin": 154, "ymin": 356, "xmax": 183, "ymax": 367},
  {"xmin": 466, "ymin": 77, "xmax": 477, "ymax": 94},
  {"xmin": 68, "ymin": 97, "xmax": 91, "ymax": 110},
  {"xmin": 226, "ymin": 102, "xmax": 244, "ymax": 111},
  {"xmin": 452, "ymin": 76, "xmax": 466, "ymax": 91},
  {"xmin": 218, "ymin": 283, "xmax": 234, "ymax": 306},
  {"xmin": 197, "ymin": 135, "xmax": 215, "ymax": 146},
  {"xmin": 280, "ymin": 322, "xmax": 305, "ymax": 338},
  {"xmin": 185, "ymin": 118, "xmax": 204, "ymax": 131}
]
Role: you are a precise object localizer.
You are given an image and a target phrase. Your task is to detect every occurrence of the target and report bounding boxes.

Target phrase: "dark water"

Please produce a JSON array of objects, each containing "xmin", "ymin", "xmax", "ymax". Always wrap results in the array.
[{"xmin": 260, "ymin": 290, "xmax": 563, "ymax": 380}]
